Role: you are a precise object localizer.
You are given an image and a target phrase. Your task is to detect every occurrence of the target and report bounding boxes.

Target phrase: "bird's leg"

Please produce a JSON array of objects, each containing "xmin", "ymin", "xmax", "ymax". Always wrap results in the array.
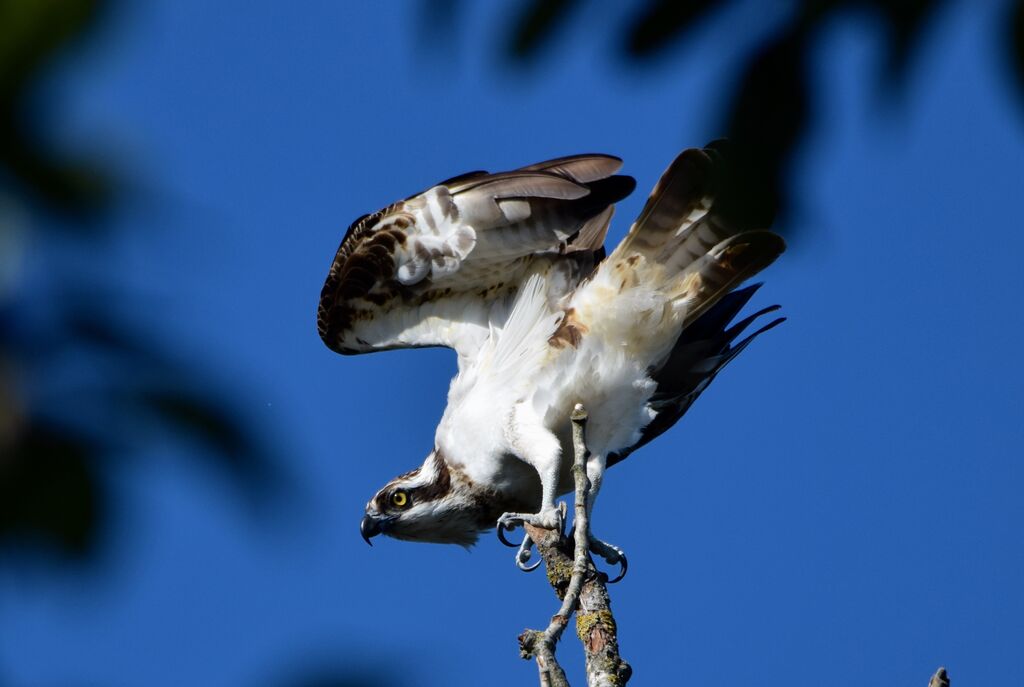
[
  {"xmin": 583, "ymin": 452, "xmax": 628, "ymax": 583},
  {"xmin": 496, "ymin": 421, "xmax": 567, "ymax": 566},
  {"xmin": 496, "ymin": 454, "xmax": 566, "ymax": 533}
]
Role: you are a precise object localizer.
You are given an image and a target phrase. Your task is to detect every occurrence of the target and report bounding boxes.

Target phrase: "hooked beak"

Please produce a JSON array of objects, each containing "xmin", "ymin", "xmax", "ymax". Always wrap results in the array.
[{"xmin": 360, "ymin": 513, "xmax": 391, "ymax": 546}]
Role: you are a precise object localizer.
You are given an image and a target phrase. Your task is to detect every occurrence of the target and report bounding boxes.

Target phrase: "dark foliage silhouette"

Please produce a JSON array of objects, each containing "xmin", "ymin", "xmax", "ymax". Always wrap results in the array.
[
  {"xmin": 0, "ymin": 2, "xmax": 402, "ymax": 684},
  {"xmin": 426, "ymin": 0, "xmax": 1024, "ymax": 233},
  {"xmin": 0, "ymin": 0, "xmax": 278, "ymax": 564}
]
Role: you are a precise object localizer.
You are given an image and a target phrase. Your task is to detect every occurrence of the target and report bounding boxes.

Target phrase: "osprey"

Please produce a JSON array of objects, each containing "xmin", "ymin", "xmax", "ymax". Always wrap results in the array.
[{"xmin": 318, "ymin": 143, "xmax": 784, "ymax": 577}]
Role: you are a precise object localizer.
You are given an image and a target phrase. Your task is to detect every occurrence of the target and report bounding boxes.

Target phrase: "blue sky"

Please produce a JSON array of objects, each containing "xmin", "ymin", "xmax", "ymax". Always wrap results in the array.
[{"xmin": 2, "ymin": 2, "xmax": 1023, "ymax": 686}]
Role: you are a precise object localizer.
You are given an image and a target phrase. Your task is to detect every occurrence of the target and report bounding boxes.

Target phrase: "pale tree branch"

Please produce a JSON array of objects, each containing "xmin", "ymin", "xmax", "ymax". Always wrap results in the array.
[
  {"xmin": 517, "ymin": 404, "xmax": 631, "ymax": 687},
  {"xmin": 517, "ymin": 406, "xmax": 939, "ymax": 687}
]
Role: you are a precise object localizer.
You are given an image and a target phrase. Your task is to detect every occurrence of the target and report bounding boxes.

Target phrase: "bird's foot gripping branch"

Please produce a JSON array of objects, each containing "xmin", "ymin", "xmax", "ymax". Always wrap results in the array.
[{"xmin": 516, "ymin": 405, "xmax": 631, "ymax": 687}]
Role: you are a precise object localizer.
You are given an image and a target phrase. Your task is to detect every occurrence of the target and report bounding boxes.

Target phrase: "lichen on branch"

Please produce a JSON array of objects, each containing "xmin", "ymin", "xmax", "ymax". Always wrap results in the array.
[{"xmin": 517, "ymin": 405, "xmax": 630, "ymax": 687}]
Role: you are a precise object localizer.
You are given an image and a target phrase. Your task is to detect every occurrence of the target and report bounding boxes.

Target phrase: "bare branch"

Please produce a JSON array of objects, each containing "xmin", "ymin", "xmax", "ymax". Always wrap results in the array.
[
  {"xmin": 929, "ymin": 667, "xmax": 949, "ymax": 687},
  {"xmin": 518, "ymin": 404, "xmax": 630, "ymax": 687},
  {"xmin": 517, "ymin": 411, "xmax": 944, "ymax": 686}
]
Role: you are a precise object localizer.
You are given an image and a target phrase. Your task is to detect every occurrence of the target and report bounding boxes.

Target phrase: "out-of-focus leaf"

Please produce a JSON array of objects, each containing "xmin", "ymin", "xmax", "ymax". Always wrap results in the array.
[
  {"xmin": 507, "ymin": 0, "xmax": 581, "ymax": 59},
  {"xmin": 1009, "ymin": 0, "xmax": 1024, "ymax": 111},
  {"xmin": 0, "ymin": 0, "xmax": 103, "ymax": 98},
  {"xmin": 868, "ymin": 0, "xmax": 944, "ymax": 95},
  {"xmin": 64, "ymin": 306, "xmax": 170, "ymax": 364},
  {"xmin": 134, "ymin": 387, "xmax": 279, "ymax": 497},
  {"xmin": 0, "ymin": 422, "xmax": 103, "ymax": 560},
  {"xmin": 720, "ymin": 26, "xmax": 810, "ymax": 231},
  {"xmin": 0, "ymin": 140, "xmax": 115, "ymax": 222},
  {"xmin": 623, "ymin": 0, "xmax": 725, "ymax": 58},
  {"xmin": 268, "ymin": 664, "xmax": 403, "ymax": 687},
  {"xmin": 489, "ymin": 0, "xmax": 970, "ymax": 241},
  {"xmin": 416, "ymin": 0, "xmax": 461, "ymax": 56},
  {"xmin": 278, "ymin": 676, "xmax": 393, "ymax": 687},
  {"xmin": 0, "ymin": 0, "xmax": 283, "ymax": 574},
  {"xmin": 0, "ymin": 0, "xmax": 115, "ymax": 223}
]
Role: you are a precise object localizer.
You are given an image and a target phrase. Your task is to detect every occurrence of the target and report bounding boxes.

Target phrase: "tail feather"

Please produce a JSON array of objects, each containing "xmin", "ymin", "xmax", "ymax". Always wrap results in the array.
[
  {"xmin": 607, "ymin": 293, "xmax": 785, "ymax": 468},
  {"xmin": 724, "ymin": 303, "xmax": 783, "ymax": 343},
  {"xmin": 588, "ymin": 142, "xmax": 787, "ymax": 467},
  {"xmin": 728, "ymin": 314, "xmax": 786, "ymax": 358},
  {"xmin": 675, "ymin": 230, "xmax": 786, "ymax": 327},
  {"xmin": 683, "ymin": 282, "xmax": 764, "ymax": 340},
  {"xmin": 601, "ymin": 144, "xmax": 785, "ymax": 333}
]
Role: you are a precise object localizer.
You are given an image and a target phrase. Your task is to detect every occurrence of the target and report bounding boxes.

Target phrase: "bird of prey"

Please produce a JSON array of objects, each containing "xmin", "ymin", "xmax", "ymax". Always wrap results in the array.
[{"xmin": 318, "ymin": 143, "xmax": 785, "ymax": 578}]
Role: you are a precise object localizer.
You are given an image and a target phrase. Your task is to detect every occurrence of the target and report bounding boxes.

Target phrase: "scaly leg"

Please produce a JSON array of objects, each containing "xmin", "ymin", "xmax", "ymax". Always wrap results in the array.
[
  {"xmin": 496, "ymin": 450, "xmax": 566, "ymax": 534},
  {"xmin": 496, "ymin": 406, "xmax": 567, "ymax": 568},
  {"xmin": 583, "ymin": 452, "xmax": 628, "ymax": 583}
]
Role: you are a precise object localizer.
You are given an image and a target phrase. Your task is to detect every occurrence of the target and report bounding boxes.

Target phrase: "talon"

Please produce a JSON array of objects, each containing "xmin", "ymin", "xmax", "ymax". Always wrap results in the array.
[
  {"xmin": 515, "ymin": 535, "xmax": 540, "ymax": 572},
  {"xmin": 607, "ymin": 553, "xmax": 627, "ymax": 584},
  {"xmin": 516, "ymin": 556, "xmax": 540, "ymax": 573},
  {"xmin": 517, "ymin": 556, "xmax": 541, "ymax": 572},
  {"xmin": 590, "ymin": 539, "xmax": 628, "ymax": 583},
  {"xmin": 496, "ymin": 520, "xmax": 519, "ymax": 548}
]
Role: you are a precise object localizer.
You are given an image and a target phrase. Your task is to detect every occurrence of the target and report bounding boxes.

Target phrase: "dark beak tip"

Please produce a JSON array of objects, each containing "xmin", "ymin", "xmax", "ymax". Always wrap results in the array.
[{"xmin": 360, "ymin": 514, "xmax": 381, "ymax": 546}]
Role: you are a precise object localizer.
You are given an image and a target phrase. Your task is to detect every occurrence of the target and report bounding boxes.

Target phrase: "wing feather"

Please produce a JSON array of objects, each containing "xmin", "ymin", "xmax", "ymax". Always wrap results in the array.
[
  {"xmin": 318, "ymin": 155, "xmax": 635, "ymax": 362},
  {"xmin": 519, "ymin": 154, "xmax": 624, "ymax": 183}
]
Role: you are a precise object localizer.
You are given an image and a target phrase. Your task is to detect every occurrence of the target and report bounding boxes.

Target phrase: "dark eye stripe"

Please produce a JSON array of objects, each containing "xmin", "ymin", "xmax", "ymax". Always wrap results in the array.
[{"xmin": 374, "ymin": 454, "xmax": 452, "ymax": 511}]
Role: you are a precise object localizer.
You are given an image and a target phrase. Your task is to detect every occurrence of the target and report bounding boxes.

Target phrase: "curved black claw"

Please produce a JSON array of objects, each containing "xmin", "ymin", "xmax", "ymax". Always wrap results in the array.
[
  {"xmin": 517, "ymin": 556, "xmax": 541, "ymax": 572},
  {"xmin": 515, "ymin": 535, "xmax": 541, "ymax": 572},
  {"xmin": 496, "ymin": 520, "xmax": 519, "ymax": 548},
  {"xmin": 606, "ymin": 553, "xmax": 628, "ymax": 584},
  {"xmin": 590, "ymin": 539, "xmax": 628, "ymax": 583}
]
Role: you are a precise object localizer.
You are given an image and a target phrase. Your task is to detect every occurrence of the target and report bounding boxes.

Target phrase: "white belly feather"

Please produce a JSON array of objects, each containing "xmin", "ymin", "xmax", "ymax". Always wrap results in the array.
[{"xmin": 437, "ymin": 255, "xmax": 693, "ymax": 502}]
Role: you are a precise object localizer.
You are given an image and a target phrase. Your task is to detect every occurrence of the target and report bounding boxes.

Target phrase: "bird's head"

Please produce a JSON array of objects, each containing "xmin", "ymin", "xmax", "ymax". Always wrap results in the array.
[{"xmin": 360, "ymin": 450, "xmax": 492, "ymax": 547}]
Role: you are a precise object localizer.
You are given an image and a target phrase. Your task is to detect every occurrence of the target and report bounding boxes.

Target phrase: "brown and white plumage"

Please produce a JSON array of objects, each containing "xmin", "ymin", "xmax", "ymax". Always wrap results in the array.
[
  {"xmin": 318, "ymin": 155, "xmax": 635, "ymax": 362},
  {"xmin": 319, "ymin": 144, "xmax": 785, "ymax": 554}
]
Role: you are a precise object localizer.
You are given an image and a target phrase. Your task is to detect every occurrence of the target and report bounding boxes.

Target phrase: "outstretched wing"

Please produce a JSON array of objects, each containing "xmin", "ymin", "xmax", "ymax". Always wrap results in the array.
[{"xmin": 317, "ymin": 155, "xmax": 635, "ymax": 363}]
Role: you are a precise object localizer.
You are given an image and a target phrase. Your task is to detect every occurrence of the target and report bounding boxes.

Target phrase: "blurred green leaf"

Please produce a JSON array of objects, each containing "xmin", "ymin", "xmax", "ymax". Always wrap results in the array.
[
  {"xmin": 1009, "ymin": 0, "xmax": 1024, "ymax": 113},
  {"xmin": 0, "ymin": 0, "xmax": 114, "ymax": 223},
  {"xmin": 721, "ymin": 26, "xmax": 809, "ymax": 230},
  {"xmin": 0, "ymin": 0, "xmax": 283, "ymax": 567},
  {"xmin": 869, "ymin": 0, "xmax": 943, "ymax": 95},
  {"xmin": 0, "ymin": 422, "xmax": 103, "ymax": 559},
  {"xmin": 623, "ymin": 0, "xmax": 724, "ymax": 58},
  {"xmin": 507, "ymin": 0, "xmax": 580, "ymax": 59},
  {"xmin": 268, "ymin": 665, "xmax": 404, "ymax": 687},
  {"xmin": 0, "ymin": 0, "xmax": 102, "ymax": 96},
  {"xmin": 134, "ymin": 387, "xmax": 278, "ymax": 494}
]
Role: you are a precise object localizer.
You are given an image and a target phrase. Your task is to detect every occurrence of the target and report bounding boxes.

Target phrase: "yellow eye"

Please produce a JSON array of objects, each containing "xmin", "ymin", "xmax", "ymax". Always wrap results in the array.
[{"xmin": 391, "ymin": 490, "xmax": 409, "ymax": 508}]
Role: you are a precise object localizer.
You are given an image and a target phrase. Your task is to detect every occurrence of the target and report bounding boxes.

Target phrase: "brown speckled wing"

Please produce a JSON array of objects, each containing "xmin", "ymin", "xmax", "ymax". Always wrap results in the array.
[{"xmin": 317, "ymin": 155, "xmax": 635, "ymax": 360}]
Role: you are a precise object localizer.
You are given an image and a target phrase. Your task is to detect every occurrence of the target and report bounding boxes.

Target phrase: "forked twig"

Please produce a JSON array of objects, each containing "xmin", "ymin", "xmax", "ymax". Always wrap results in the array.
[
  {"xmin": 515, "ymin": 411, "xmax": 943, "ymax": 687},
  {"xmin": 518, "ymin": 404, "xmax": 630, "ymax": 687}
]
